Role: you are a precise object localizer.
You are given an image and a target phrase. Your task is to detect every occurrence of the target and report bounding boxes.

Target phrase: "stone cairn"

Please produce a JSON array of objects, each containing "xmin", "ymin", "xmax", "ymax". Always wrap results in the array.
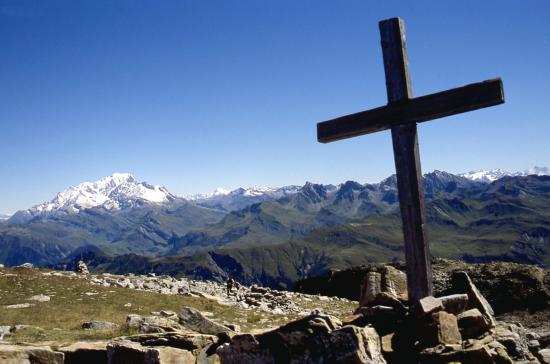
[
  {"xmin": 340, "ymin": 266, "xmax": 545, "ymax": 363},
  {"xmin": 75, "ymin": 260, "xmax": 89, "ymax": 275}
]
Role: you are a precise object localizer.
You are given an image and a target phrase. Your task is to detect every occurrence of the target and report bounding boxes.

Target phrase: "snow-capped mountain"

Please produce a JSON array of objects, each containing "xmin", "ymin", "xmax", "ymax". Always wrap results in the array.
[
  {"xmin": 10, "ymin": 173, "xmax": 177, "ymax": 222},
  {"xmin": 460, "ymin": 166, "xmax": 549, "ymax": 183},
  {"xmin": 188, "ymin": 185, "xmax": 302, "ymax": 201},
  {"xmin": 188, "ymin": 185, "xmax": 302, "ymax": 212},
  {"xmin": 8, "ymin": 167, "xmax": 549, "ymax": 223}
]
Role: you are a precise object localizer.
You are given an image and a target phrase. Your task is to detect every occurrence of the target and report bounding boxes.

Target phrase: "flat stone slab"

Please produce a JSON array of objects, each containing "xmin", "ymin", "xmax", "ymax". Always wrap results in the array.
[{"xmin": 0, "ymin": 343, "xmax": 64, "ymax": 364}]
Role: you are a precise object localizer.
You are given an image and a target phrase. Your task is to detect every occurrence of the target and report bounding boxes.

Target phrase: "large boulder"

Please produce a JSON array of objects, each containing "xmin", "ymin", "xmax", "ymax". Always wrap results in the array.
[
  {"xmin": 450, "ymin": 271, "xmax": 496, "ymax": 327},
  {"xmin": 456, "ymin": 308, "xmax": 491, "ymax": 339},
  {"xmin": 178, "ymin": 307, "xmax": 233, "ymax": 335},
  {"xmin": 359, "ymin": 267, "xmax": 408, "ymax": 308},
  {"xmin": 329, "ymin": 325, "xmax": 386, "ymax": 364},
  {"xmin": 359, "ymin": 272, "xmax": 382, "ymax": 307},
  {"xmin": 421, "ymin": 311, "xmax": 462, "ymax": 348},
  {"xmin": 218, "ymin": 312, "xmax": 386, "ymax": 363},
  {"xmin": 120, "ymin": 332, "xmax": 217, "ymax": 353}
]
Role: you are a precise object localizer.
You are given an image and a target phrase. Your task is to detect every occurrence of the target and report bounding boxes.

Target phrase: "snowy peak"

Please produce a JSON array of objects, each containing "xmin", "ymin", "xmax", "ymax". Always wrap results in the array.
[
  {"xmin": 188, "ymin": 185, "xmax": 302, "ymax": 212},
  {"xmin": 460, "ymin": 166, "xmax": 550, "ymax": 183},
  {"xmin": 12, "ymin": 173, "xmax": 176, "ymax": 222},
  {"xmin": 187, "ymin": 185, "xmax": 301, "ymax": 202}
]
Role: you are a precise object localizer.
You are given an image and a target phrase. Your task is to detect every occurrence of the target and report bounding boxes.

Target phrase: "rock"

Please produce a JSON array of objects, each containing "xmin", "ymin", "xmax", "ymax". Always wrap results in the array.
[
  {"xmin": 126, "ymin": 314, "xmax": 184, "ymax": 334},
  {"xmin": 462, "ymin": 343, "xmax": 494, "ymax": 363},
  {"xmin": 350, "ymin": 305, "xmax": 404, "ymax": 336},
  {"xmin": 28, "ymin": 294, "xmax": 50, "ymax": 302},
  {"xmin": 381, "ymin": 265, "xmax": 408, "ymax": 303},
  {"xmin": 381, "ymin": 333, "xmax": 394, "ymax": 357},
  {"xmin": 416, "ymin": 296, "xmax": 443, "ymax": 317},
  {"xmin": 0, "ymin": 264, "xmax": 4, "ymax": 268},
  {"xmin": 218, "ymin": 313, "xmax": 385, "ymax": 363},
  {"xmin": 493, "ymin": 323, "xmax": 533, "ymax": 361},
  {"xmin": 422, "ymin": 311, "xmax": 462, "ymax": 348},
  {"xmin": 329, "ymin": 325, "xmax": 386, "ymax": 363},
  {"xmin": 540, "ymin": 331, "xmax": 550, "ymax": 349},
  {"xmin": 539, "ymin": 348, "xmax": 550, "ymax": 364},
  {"xmin": 196, "ymin": 345, "xmax": 221, "ymax": 364},
  {"xmin": 493, "ymin": 346, "xmax": 515, "ymax": 364},
  {"xmin": 0, "ymin": 326, "xmax": 11, "ymax": 340},
  {"xmin": 4, "ymin": 303, "xmax": 33, "ymax": 309},
  {"xmin": 457, "ymin": 308, "xmax": 491, "ymax": 339},
  {"xmin": 160, "ymin": 310, "xmax": 177, "ymax": 318},
  {"xmin": 107, "ymin": 340, "xmax": 195, "ymax": 364},
  {"xmin": 82, "ymin": 321, "xmax": 118, "ymax": 330},
  {"xmin": 127, "ymin": 314, "xmax": 144, "ymax": 329},
  {"xmin": 59, "ymin": 341, "xmax": 108, "ymax": 364},
  {"xmin": 178, "ymin": 307, "xmax": 233, "ymax": 335},
  {"xmin": 359, "ymin": 272, "xmax": 382, "ymax": 307},
  {"xmin": 440, "ymin": 293, "xmax": 469, "ymax": 315},
  {"xmin": 76, "ymin": 260, "xmax": 89, "ymax": 275},
  {"xmin": 123, "ymin": 332, "xmax": 217, "ymax": 352},
  {"xmin": 218, "ymin": 313, "xmax": 344, "ymax": 363},
  {"xmin": 451, "ymin": 271, "xmax": 496, "ymax": 327},
  {"xmin": 436, "ymin": 259, "xmax": 550, "ymax": 314},
  {"xmin": 0, "ymin": 344, "xmax": 64, "ymax": 364},
  {"xmin": 369, "ymin": 292, "xmax": 407, "ymax": 314},
  {"xmin": 15, "ymin": 263, "xmax": 34, "ymax": 269}
]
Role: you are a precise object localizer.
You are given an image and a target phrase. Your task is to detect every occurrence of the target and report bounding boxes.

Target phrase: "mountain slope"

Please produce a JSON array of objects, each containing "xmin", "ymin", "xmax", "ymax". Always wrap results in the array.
[
  {"xmin": 2, "ymin": 172, "xmax": 550, "ymax": 279},
  {"xmin": 0, "ymin": 200, "xmax": 225, "ymax": 265},
  {"xmin": 188, "ymin": 185, "xmax": 303, "ymax": 212},
  {"xmin": 168, "ymin": 172, "xmax": 481, "ymax": 255},
  {"xmin": 460, "ymin": 166, "xmax": 550, "ymax": 183},
  {"xmin": 10, "ymin": 173, "xmax": 177, "ymax": 223}
]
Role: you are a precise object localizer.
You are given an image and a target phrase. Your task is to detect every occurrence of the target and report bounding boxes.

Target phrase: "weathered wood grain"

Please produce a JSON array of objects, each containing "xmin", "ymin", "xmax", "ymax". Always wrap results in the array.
[
  {"xmin": 380, "ymin": 17, "xmax": 433, "ymax": 303},
  {"xmin": 317, "ymin": 78, "xmax": 504, "ymax": 143}
]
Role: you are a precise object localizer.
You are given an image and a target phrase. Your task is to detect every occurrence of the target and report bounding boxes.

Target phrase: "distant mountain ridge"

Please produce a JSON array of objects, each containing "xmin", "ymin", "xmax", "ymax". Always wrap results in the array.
[
  {"xmin": 459, "ymin": 166, "xmax": 550, "ymax": 183},
  {"xmin": 1, "ymin": 167, "xmax": 549, "ymax": 284},
  {"xmin": 187, "ymin": 185, "xmax": 304, "ymax": 212},
  {"xmin": 5, "ymin": 166, "xmax": 549, "ymax": 219}
]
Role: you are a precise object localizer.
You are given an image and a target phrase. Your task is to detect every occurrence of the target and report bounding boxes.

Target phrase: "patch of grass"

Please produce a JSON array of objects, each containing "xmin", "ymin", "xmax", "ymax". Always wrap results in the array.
[{"xmin": 0, "ymin": 267, "xmax": 356, "ymax": 344}]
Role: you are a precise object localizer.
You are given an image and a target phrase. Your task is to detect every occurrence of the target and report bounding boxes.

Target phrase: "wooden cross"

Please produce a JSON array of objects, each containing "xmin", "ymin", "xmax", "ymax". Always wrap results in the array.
[{"xmin": 316, "ymin": 17, "xmax": 504, "ymax": 303}]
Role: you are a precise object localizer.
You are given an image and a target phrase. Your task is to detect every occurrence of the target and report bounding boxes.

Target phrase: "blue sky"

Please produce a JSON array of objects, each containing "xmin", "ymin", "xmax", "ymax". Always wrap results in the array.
[{"xmin": 1, "ymin": 0, "xmax": 549, "ymax": 213}]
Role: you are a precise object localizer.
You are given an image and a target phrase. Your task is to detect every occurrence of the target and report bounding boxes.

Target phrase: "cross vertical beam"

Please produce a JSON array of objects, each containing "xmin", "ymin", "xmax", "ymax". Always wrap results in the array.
[{"xmin": 380, "ymin": 18, "xmax": 433, "ymax": 302}]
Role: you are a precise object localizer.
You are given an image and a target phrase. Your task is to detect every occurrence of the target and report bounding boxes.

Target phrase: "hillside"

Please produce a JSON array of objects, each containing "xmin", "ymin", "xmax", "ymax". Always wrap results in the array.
[
  {"xmin": 0, "ymin": 260, "xmax": 548, "ymax": 363},
  {"xmin": 1, "ymin": 173, "xmax": 549, "ymax": 288}
]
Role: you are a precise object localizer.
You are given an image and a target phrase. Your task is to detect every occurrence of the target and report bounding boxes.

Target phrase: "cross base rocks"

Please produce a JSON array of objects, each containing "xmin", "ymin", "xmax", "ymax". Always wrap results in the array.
[{"xmin": 354, "ymin": 270, "xmax": 544, "ymax": 363}]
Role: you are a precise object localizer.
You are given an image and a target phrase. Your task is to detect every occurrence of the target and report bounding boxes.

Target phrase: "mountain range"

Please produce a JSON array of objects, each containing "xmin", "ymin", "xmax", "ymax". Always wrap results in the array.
[{"xmin": 1, "ymin": 167, "xmax": 549, "ymax": 288}]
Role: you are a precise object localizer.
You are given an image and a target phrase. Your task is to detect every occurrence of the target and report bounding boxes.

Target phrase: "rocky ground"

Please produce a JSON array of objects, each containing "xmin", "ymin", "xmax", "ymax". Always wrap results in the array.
[{"xmin": 0, "ymin": 260, "xmax": 548, "ymax": 363}]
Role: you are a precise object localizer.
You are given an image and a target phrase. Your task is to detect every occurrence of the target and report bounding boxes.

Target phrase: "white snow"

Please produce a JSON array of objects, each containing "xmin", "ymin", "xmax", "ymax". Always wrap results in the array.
[
  {"xmin": 186, "ymin": 185, "xmax": 301, "ymax": 202},
  {"xmin": 460, "ymin": 166, "xmax": 550, "ymax": 183},
  {"xmin": 25, "ymin": 173, "xmax": 175, "ymax": 217}
]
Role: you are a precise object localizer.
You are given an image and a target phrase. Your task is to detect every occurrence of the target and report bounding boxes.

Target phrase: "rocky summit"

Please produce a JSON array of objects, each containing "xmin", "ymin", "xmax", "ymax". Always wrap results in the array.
[{"xmin": 0, "ymin": 261, "xmax": 549, "ymax": 363}]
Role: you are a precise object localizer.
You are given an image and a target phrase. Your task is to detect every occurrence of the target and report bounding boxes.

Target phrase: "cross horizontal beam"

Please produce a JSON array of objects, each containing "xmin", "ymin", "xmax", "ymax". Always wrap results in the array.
[{"xmin": 317, "ymin": 78, "xmax": 504, "ymax": 143}]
